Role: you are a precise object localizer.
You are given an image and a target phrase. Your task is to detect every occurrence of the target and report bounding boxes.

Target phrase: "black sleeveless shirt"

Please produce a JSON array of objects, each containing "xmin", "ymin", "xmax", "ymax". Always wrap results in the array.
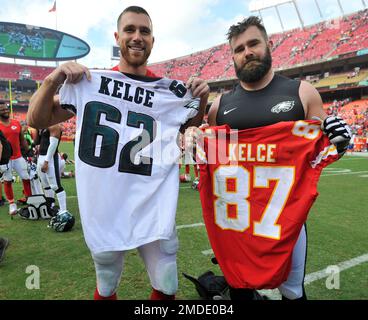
[
  {"xmin": 39, "ymin": 129, "xmax": 61, "ymax": 156},
  {"xmin": 216, "ymin": 74, "xmax": 305, "ymax": 129}
]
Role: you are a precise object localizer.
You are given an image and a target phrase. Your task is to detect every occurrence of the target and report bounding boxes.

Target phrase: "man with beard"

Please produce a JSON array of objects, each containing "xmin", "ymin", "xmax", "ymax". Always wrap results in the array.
[
  {"xmin": 0, "ymin": 101, "xmax": 32, "ymax": 215},
  {"xmin": 27, "ymin": 6, "xmax": 209, "ymax": 300},
  {"xmin": 186, "ymin": 16, "xmax": 351, "ymax": 300}
]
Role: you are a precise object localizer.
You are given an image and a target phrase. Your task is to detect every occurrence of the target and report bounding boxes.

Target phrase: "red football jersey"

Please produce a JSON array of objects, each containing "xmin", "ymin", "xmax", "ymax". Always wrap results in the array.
[
  {"xmin": 198, "ymin": 120, "xmax": 338, "ymax": 289},
  {"xmin": 0, "ymin": 119, "xmax": 22, "ymax": 159}
]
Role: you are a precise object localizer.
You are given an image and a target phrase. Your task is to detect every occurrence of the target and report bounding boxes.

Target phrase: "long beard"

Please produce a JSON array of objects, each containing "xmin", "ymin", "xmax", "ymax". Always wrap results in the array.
[{"xmin": 234, "ymin": 47, "xmax": 272, "ymax": 83}]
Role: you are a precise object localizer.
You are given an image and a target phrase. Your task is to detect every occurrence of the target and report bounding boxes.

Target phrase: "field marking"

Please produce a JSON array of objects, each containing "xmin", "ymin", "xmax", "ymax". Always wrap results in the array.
[
  {"xmin": 260, "ymin": 253, "xmax": 368, "ymax": 300},
  {"xmin": 321, "ymin": 170, "xmax": 368, "ymax": 177},
  {"xmin": 304, "ymin": 253, "xmax": 368, "ymax": 284},
  {"xmin": 322, "ymin": 168, "xmax": 351, "ymax": 174},
  {"xmin": 202, "ymin": 249, "xmax": 213, "ymax": 255},
  {"xmin": 177, "ymin": 223, "xmax": 205, "ymax": 230},
  {"xmin": 201, "ymin": 249, "xmax": 214, "ymax": 255},
  {"xmin": 340, "ymin": 158, "xmax": 368, "ymax": 161}
]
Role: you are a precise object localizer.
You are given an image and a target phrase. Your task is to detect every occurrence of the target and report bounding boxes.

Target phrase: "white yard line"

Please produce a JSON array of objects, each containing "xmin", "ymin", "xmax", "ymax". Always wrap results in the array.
[
  {"xmin": 259, "ymin": 253, "xmax": 368, "ymax": 300},
  {"xmin": 201, "ymin": 249, "xmax": 215, "ymax": 256},
  {"xmin": 321, "ymin": 170, "xmax": 368, "ymax": 177},
  {"xmin": 177, "ymin": 223, "xmax": 205, "ymax": 230},
  {"xmin": 202, "ymin": 249, "xmax": 213, "ymax": 255},
  {"xmin": 304, "ymin": 253, "xmax": 368, "ymax": 285},
  {"xmin": 340, "ymin": 158, "xmax": 367, "ymax": 161}
]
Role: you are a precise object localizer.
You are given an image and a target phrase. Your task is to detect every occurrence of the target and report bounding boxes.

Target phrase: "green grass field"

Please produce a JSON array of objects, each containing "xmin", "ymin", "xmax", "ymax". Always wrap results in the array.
[
  {"xmin": 0, "ymin": 142, "xmax": 367, "ymax": 300},
  {"xmin": 0, "ymin": 33, "xmax": 58, "ymax": 59}
]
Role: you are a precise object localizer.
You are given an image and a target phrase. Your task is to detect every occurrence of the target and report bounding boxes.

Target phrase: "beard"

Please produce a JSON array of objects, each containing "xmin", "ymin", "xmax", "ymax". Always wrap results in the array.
[
  {"xmin": 120, "ymin": 45, "xmax": 151, "ymax": 68},
  {"xmin": 0, "ymin": 113, "xmax": 9, "ymax": 120},
  {"xmin": 234, "ymin": 47, "xmax": 272, "ymax": 83}
]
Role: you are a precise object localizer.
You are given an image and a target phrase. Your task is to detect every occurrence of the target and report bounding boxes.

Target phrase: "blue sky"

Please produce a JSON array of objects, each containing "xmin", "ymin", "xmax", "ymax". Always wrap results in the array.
[{"xmin": 0, "ymin": 0, "xmax": 366, "ymax": 68}]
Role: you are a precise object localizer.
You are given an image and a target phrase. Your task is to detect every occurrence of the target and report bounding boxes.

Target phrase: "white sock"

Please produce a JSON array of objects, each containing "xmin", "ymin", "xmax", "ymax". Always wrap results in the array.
[{"xmin": 56, "ymin": 190, "xmax": 67, "ymax": 212}]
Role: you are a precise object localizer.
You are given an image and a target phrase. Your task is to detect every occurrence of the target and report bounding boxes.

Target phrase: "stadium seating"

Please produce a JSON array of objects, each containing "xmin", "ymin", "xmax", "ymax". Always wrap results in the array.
[
  {"xmin": 323, "ymin": 98, "xmax": 368, "ymax": 152},
  {"xmin": 0, "ymin": 9, "xmax": 366, "ymax": 83},
  {"xmin": 148, "ymin": 9, "xmax": 368, "ymax": 80},
  {"xmin": 314, "ymin": 69, "xmax": 368, "ymax": 88},
  {"xmin": 200, "ymin": 44, "xmax": 232, "ymax": 81},
  {"xmin": 0, "ymin": 62, "xmax": 54, "ymax": 81},
  {"xmin": 0, "ymin": 9, "xmax": 367, "ymax": 142},
  {"xmin": 324, "ymin": 99, "xmax": 368, "ymax": 131}
]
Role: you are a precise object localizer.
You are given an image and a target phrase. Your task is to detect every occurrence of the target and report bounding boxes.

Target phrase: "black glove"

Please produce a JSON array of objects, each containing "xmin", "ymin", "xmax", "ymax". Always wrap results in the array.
[{"xmin": 321, "ymin": 116, "xmax": 352, "ymax": 157}]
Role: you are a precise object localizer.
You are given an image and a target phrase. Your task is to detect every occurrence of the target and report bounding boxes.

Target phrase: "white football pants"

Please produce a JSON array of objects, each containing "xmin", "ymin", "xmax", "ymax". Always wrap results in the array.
[
  {"xmin": 278, "ymin": 224, "xmax": 307, "ymax": 299},
  {"xmin": 92, "ymin": 230, "xmax": 179, "ymax": 297}
]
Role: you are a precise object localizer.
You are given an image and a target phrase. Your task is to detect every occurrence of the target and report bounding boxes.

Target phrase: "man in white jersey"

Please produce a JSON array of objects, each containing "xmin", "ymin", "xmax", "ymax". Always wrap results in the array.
[{"xmin": 27, "ymin": 6, "xmax": 209, "ymax": 300}]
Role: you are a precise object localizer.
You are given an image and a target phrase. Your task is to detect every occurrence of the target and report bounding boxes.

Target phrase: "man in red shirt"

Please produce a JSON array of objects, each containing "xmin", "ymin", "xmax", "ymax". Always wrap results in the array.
[{"xmin": 0, "ymin": 101, "xmax": 32, "ymax": 215}]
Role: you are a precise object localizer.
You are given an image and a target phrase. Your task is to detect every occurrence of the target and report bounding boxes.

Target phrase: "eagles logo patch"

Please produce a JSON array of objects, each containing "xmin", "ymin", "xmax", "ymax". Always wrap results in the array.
[{"xmin": 271, "ymin": 101, "xmax": 295, "ymax": 113}]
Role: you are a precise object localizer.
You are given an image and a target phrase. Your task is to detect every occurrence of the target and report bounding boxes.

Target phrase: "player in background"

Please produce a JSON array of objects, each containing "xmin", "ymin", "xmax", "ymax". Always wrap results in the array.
[
  {"xmin": 21, "ymin": 121, "xmax": 35, "ymax": 156},
  {"xmin": 0, "ymin": 101, "xmax": 32, "ymax": 215},
  {"xmin": 19, "ymin": 121, "xmax": 44, "ymax": 196},
  {"xmin": 58, "ymin": 153, "xmax": 74, "ymax": 178},
  {"xmin": 0, "ymin": 140, "xmax": 6, "ymax": 205},
  {"xmin": 27, "ymin": 6, "xmax": 209, "ymax": 300},
  {"xmin": 35, "ymin": 124, "xmax": 68, "ymax": 213},
  {"xmin": 185, "ymin": 16, "xmax": 351, "ymax": 300},
  {"xmin": 178, "ymin": 133, "xmax": 199, "ymax": 183},
  {"xmin": 179, "ymin": 163, "xmax": 199, "ymax": 184}
]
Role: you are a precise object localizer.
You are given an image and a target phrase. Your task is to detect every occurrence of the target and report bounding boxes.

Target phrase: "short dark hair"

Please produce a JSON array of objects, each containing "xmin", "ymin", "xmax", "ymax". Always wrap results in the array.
[
  {"xmin": 117, "ymin": 6, "xmax": 152, "ymax": 29},
  {"xmin": 227, "ymin": 16, "xmax": 268, "ymax": 43}
]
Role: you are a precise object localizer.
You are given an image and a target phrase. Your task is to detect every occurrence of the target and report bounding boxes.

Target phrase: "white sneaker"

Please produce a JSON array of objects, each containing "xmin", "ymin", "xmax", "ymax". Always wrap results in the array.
[{"xmin": 9, "ymin": 203, "xmax": 17, "ymax": 216}]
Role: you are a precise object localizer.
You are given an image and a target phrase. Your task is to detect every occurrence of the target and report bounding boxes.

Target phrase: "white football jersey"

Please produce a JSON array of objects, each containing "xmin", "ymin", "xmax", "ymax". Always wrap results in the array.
[{"xmin": 59, "ymin": 70, "xmax": 199, "ymax": 253}]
